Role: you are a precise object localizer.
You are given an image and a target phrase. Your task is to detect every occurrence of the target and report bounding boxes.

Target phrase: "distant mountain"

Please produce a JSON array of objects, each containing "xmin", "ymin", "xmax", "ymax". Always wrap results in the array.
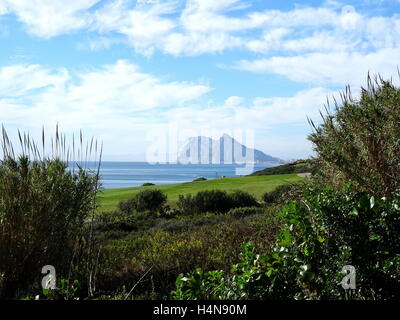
[{"xmin": 178, "ymin": 134, "xmax": 283, "ymax": 164}]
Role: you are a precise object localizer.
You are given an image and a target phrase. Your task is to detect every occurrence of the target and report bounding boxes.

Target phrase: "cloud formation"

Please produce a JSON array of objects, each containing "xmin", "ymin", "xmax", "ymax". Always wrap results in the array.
[
  {"xmin": 0, "ymin": 60, "xmax": 210, "ymax": 128},
  {"xmin": 0, "ymin": 0, "xmax": 100, "ymax": 38},
  {"xmin": 0, "ymin": 59, "xmax": 331, "ymax": 159},
  {"xmin": 1, "ymin": 0, "xmax": 400, "ymax": 159},
  {"xmin": 0, "ymin": 0, "xmax": 399, "ymax": 86}
]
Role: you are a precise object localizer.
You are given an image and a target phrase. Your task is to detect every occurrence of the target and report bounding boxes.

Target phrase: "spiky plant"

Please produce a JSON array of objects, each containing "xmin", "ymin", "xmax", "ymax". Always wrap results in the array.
[{"xmin": 0, "ymin": 125, "xmax": 102, "ymax": 299}]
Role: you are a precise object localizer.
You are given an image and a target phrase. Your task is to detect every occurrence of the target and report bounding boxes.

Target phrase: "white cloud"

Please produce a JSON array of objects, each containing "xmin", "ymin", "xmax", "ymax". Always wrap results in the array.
[
  {"xmin": 1, "ymin": 1, "xmax": 400, "ymax": 159},
  {"xmin": 245, "ymin": 28, "xmax": 290, "ymax": 53},
  {"xmin": 0, "ymin": 0, "xmax": 100, "ymax": 38},
  {"xmin": 66, "ymin": 60, "xmax": 210, "ymax": 112},
  {"xmin": 161, "ymin": 31, "xmax": 243, "ymax": 55},
  {"xmin": 233, "ymin": 5, "xmax": 400, "ymax": 86},
  {"xmin": 165, "ymin": 87, "xmax": 331, "ymax": 130},
  {"xmin": 0, "ymin": 59, "xmax": 332, "ymax": 159},
  {"xmin": 181, "ymin": 0, "xmax": 256, "ymax": 32},
  {"xmin": 224, "ymin": 96, "xmax": 244, "ymax": 107},
  {"xmin": 184, "ymin": 0, "xmax": 243, "ymax": 12},
  {"xmin": 0, "ymin": 2, "xmax": 8, "ymax": 14},
  {"xmin": 235, "ymin": 48, "xmax": 400, "ymax": 86},
  {"xmin": 1, "ymin": 0, "xmax": 400, "ymax": 63},
  {"xmin": 160, "ymin": 87, "xmax": 332, "ymax": 158},
  {"xmin": 0, "ymin": 64, "xmax": 68, "ymax": 97},
  {"xmin": 92, "ymin": 0, "xmax": 177, "ymax": 55},
  {"xmin": 0, "ymin": 60, "xmax": 211, "ymax": 148}
]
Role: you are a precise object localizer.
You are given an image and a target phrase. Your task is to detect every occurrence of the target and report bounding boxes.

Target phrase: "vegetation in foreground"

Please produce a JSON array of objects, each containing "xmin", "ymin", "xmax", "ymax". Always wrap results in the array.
[
  {"xmin": 0, "ymin": 127, "xmax": 101, "ymax": 299},
  {"xmin": 1, "ymin": 73, "xmax": 400, "ymax": 300}
]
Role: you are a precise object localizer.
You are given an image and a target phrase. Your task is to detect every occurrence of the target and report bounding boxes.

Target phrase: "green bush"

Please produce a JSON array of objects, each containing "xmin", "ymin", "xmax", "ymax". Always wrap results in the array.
[
  {"xmin": 153, "ymin": 214, "xmax": 228, "ymax": 233},
  {"xmin": 0, "ymin": 128, "xmax": 101, "ymax": 299},
  {"xmin": 173, "ymin": 243, "xmax": 267, "ymax": 300},
  {"xmin": 193, "ymin": 177, "xmax": 207, "ymax": 182},
  {"xmin": 230, "ymin": 190, "xmax": 259, "ymax": 208},
  {"xmin": 118, "ymin": 198, "xmax": 136, "ymax": 215},
  {"xmin": 96, "ymin": 208, "xmax": 282, "ymax": 299},
  {"xmin": 308, "ymin": 75, "xmax": 400, "ymax": 196},
  {"xmin": 262, "ymin": 184, "xmax": 294, "ymax": 205},
  {"xmin": 142, "ymin": 182, "xmax": 155, "ymax": 186},
  {"xmin": 177, "ymin": 190, "xmax": 259, "ymax": 215},
  {"xmin": 227, "ymin": 206, "xmax": 264, "ymax": 218},
  {"xmin": 177, "ymin": 190, "xmax": 232, "ymax": 214},
  {"xmin": 135, "ymin": 189, "xmax": 167, "ymax": 212},
  {"xmin": 119, "ymin": 189, "xmax": 167, "ymax": 214},
  {"xmin": 158, "ymin": 205, "xmax": 180, "ymax": 219},
  {"xmin": 93, "ymin": 210, "xmax": 137, "ymax": 234},
  {"xmin": 174, "ymin": 187, "xmax": 400, "ymax": 300}
]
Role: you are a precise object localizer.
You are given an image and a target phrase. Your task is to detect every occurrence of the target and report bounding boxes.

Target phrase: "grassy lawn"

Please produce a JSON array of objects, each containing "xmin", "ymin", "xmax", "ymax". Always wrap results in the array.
[{"xmin": 97, "ymin": 173, "xmax": 304, "ymax": 212}]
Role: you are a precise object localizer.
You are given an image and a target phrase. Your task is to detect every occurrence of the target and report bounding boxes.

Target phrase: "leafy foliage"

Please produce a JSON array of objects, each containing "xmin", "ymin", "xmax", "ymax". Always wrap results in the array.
[
  {"xmin": 118, "ymin": 189, "xmax": 167, "ymax": 214},
  {"xmin": 173, "ymin": 187, "xmax": 400, "ymax": 300},
  {"xmin": 262, "ymin": 183, "xmax": 298, "ymax": 205},
  {"xmin": 177, "ymin": 190, "xmax": 259, "ymax": 215},
  {"xmin": 308, "ymin": 75, "xmax": 400, "ymax": 196},
  {"xmin": 118, "ymin": 198, "xmax": 137, "ymax": 215},
  {"xmin": 227, "ymin": 206, "xmax": 265, "ymax": 218},
  {"xmin": 230, "ymin": 190, "xmax": 259, "ymax": 208}
]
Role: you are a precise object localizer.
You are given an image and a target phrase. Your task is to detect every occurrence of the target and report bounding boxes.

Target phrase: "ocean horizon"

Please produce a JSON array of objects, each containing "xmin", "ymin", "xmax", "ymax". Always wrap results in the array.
[{"xmin": 80, "ymin": 161, "xmax": 275, "ymax": 189}]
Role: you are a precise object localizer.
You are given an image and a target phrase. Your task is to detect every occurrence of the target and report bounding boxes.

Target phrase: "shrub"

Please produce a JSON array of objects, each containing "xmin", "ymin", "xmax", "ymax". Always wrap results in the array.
[
  {"xmin": 308, "ymin": 74, "xmax": 400, "ymax": 196},
  {"xmin": 153, "ymin": 214, "xmax": 227, "ymax": 233},
  {"xmin": 173, "ymin": 243, "xmax": 264, "ymax": 300},
  {"xmin": 176, "ymin": 194, "xmax": 195, "ymax": 215},
  {"xmin": 174, "ymin": 187, "xmax": 400, "ymax": 300},
  {"xmin": 158, "ymin": 205, "xmax": 180, "ymax": 219},
  {"xmin": 230, "ymin": 190, "xmax": 259, "ymax": 208},
  {"xmin": 119, "ymin": 189, "xmax": 167, "ymax": 213},
  {"xmin": 93, "ymin": 210, "xmax": 137, "ymax": 234},
  {"xmin": 177, "ymin": 190, "xmax": 259, "ymax": 215},
  {"xmin": 193, "ymin": 177, "xmax": 207, "ymax": 182},
  {"xmin": 177, "ymin": 190, "xmax": 232, "ymax": 214},
  {"xmin": 101, "ymin": 217, "xmax": 278, "ymax": 299},
  {"xmin": 262, "ymin": 184, "xmax": 295, "ymax": 205},
  {"xmin": 0, "ymin": 127, "xmax": 101, "ymax": 299},
  {"xmin": 228, "ymin": 206, "xmax": 264, "ymax": 218},
  {"xmin": 142, "ymin": 182, "xmax": 155, "ymax": 186},
  {"xmin": 118, "ymin": 198, "xmax": 137, "ymax": 215}
]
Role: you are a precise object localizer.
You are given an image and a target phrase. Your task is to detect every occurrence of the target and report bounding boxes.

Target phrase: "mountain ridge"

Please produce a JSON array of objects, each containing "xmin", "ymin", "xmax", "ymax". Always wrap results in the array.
[{"xmin": 178, "ymin": 134, "xmax": 284, "ymax": 164}]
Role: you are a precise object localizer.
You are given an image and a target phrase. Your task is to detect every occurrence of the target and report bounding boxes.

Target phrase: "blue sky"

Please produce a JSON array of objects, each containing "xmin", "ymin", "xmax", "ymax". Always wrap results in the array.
[{"xmin": 0, "ymin": 0, "xmax": 399, "ymax": 160}]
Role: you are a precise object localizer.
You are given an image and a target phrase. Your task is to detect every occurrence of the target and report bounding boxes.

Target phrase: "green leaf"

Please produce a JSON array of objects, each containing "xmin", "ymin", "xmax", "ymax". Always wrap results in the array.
[
  {"xmin": 370, "ymin": 196, "xmax": 375, "ymax": 209},
  {"xmin": 349, "ymin": 208, "xmax": 358, "ymax": 216}
]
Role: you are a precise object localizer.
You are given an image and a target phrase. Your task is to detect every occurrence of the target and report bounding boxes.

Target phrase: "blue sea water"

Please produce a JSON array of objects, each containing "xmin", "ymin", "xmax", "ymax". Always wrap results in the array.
[{"xmin": 82, "ymin": 162, "xmax": 274, "ymax": 189}]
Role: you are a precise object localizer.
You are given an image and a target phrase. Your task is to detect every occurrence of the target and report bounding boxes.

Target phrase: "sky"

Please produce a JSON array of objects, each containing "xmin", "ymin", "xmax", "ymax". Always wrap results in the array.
[{"xmin": 0, "ymin": 0, "xmax": 399, "ymax": 161}]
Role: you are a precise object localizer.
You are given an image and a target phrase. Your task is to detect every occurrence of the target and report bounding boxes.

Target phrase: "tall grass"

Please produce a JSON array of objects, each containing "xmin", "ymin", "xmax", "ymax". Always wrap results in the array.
[{"xmin": 0, "ymin": 125, "xmax": 102, "ymax": 299}]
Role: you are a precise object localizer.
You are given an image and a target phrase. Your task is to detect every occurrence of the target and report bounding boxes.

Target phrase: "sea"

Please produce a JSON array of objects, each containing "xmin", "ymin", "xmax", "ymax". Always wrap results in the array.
[{"xmin": 80, "ymin": 162, "xmax": 274, "ymax": 189}]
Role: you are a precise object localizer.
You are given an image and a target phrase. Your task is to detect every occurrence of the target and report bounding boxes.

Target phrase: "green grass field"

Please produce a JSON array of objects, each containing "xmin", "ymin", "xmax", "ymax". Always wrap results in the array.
[{"xmin": 97, "ymin": 173, "xmax": 304, "ymax": 212}]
